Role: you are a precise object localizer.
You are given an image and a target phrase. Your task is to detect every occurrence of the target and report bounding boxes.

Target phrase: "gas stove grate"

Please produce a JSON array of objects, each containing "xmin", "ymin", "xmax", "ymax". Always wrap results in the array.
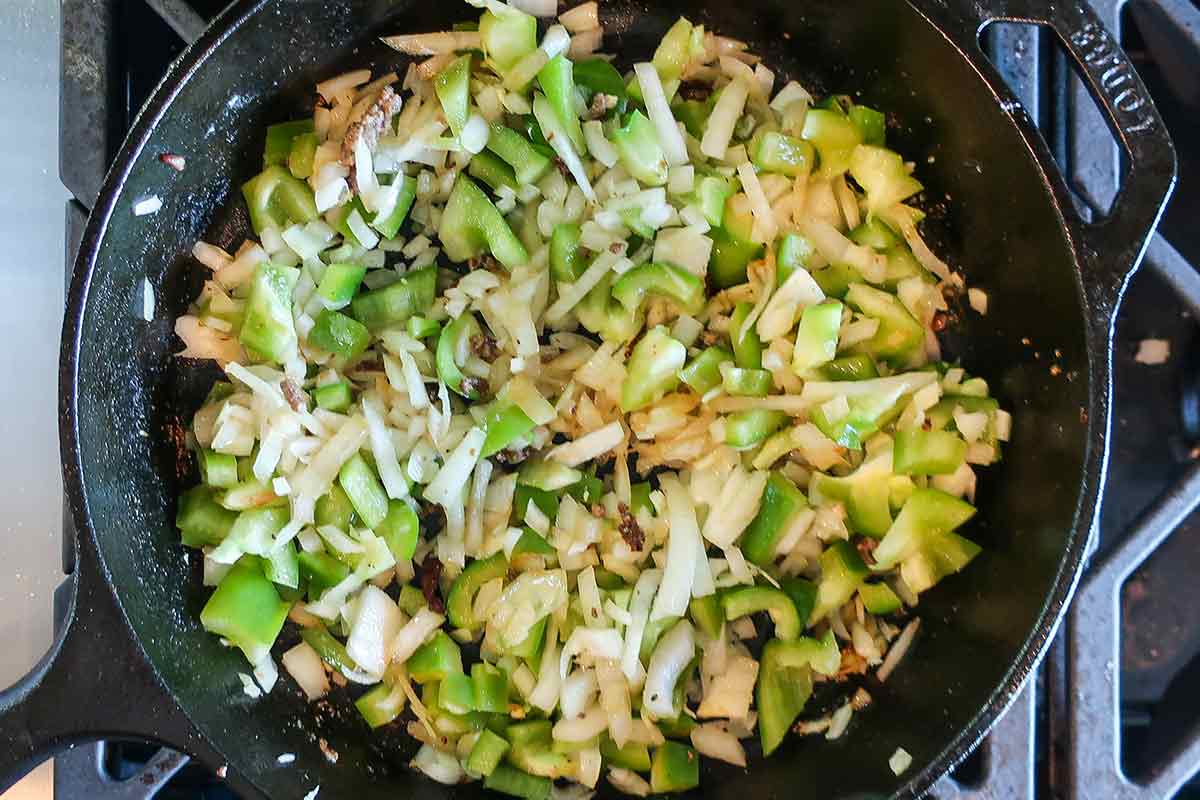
[{"xmin": 53, "ymin": 0, "xmax": 1200, "ymax": 797}]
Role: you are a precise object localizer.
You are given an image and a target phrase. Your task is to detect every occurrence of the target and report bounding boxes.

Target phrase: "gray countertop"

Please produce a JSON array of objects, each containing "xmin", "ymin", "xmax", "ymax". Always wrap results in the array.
[{"xmin": 0, "ymin": 1, "xmax": 70, "ymax": 797}]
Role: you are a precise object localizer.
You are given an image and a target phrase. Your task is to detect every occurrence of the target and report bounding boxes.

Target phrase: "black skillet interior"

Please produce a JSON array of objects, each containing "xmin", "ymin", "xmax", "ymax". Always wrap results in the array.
[{"xmin": 68, "ymin": 0, "xmax": 1092, "ymax": 797}]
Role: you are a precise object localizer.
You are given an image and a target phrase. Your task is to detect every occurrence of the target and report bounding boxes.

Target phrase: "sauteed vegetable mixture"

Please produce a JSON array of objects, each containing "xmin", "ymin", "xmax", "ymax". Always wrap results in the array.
[{"xmin": 174, "ymin": 1, "xmax": 1011, "ymax": 794}]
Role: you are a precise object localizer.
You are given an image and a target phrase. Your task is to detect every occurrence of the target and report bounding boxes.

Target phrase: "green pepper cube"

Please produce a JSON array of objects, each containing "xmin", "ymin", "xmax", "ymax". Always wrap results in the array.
[
  {"xmin": 849, "ymin": 104, "xmax": 886, "ymax": 146},
  {"xmin": 176, "ymin": 485, "xmax": 238, "ymax": 548},
  {"xmin": 741, "ymin": 471, "xmax": 807, "ymax": 566},
  {"xmin": 725, "ymin": 409, "xmax": 788, "ymax": 450},
  {"xmin": 372, "ymin": 174, "xmax": 418, "ymax": 240},
  {"xmin": 722, "ymin": 366, "xmax": 773, "ymax": 397},
  {"xmin": 469, "ymin": 150, "xmax": 520, "ymax": 194},
  {"xmin": 199, "ymin": 450, "xmax": 239, "ymax": 489},
  {"xmin": 652, "ymin": 17, "xmax": 696, "ymax": 83},
  {"xmin": 793, "ymin": 299, "xmax": 844, "ymax": 373},
  {"xmin": 611, "ymin": 110, "xmax": 668, "ymax": 187},
  {"xmin": 756, "ymin": 641, "xmax": 815, "ymax": 756},
  {"xmin": 439, "ymin": 175, "xmax": 529, "ymax": 269},
  {"xmin": 650, "ymin": 741, "xmax": 700, "ymax": 794},
  {"xmin": 894, "ymin": 429, "xmax": 968, "ymax": 475},
  {"xmin": 263, "ymin": 119, "xmax": 314, "ymax": 167},
  {"xmin": 316, "ymin": 262, "xmax": 367, "ymax": 311},
  {"xmin": 308, "ymin": 309, "xmax": 370, "ymax": 362},
  {"xmin": 800, "ymin": 107, "xmax": 864, "ymax": 179},
  {"xmin": 298, "ymin": 551, "xmax": 350, "ymax": 601},
  {"xmin": 601, "ymin": 737, "xmax": 652, "ymax": 773},
  {"xmin": 849, "ymin": 144, "xmax": 924, "ymax": 216},
  {"xmin": 811, "ymin": 540, "xmax": 870, "ymax": 622},
  {"xmin": 844, "ymin": 283, "xmax": 924, "ymax": 366},
  {"xmin": 436, "ymin": 312, "xmax": 485, "ymax": 399},
  {"xmin": 241, "ymin": 165, "xmax": 318, "ymax": 236},
  {"xmin": 486, "ymin": 123, "xmax": 552, "ymax": 186},
  {"xmin": 479, "ymin": 8, "xmax": 537, "ymax": 73},
  {"xmin": 200, "ymin": 558, "xmax": 289, "ymax": 665},
  {"xmin": 468, "ymin": 728, "xmax": 511, "ymax": 776},
  {"xmin": 754, "ymin": 131, "xmax": 816, "ymax": 177},
  {"xmin": 313, "ymin": 380, "xmax": 353, "ymax": 413},
  {"xmin": 621, "ymin": 326, "xmax": 686, "ymax": 412},
  {"xmin": 612, "ymin": 262, "xmax": 705, "ymax": 317},
  {"xmin": 818, "ymin": 354, "xmax": 879, "ymax": 381},
  {"xmin": 338, "ymin": 453, "xmax": 389, "ymax": 530},
  {"xmin": 537, "ymin": 54, "xmax": 586, "ymax": 153},
  {"xmin": 858, "ymin": 581, "xmax": 902, "ymax": 614},
  {"xmin": 407, "ymin": 631, "xmax": 464, "ymax": 683},
  {"xmin": 721, "ymin": 585, "xmax": 802, "ymax": 640},
  {"xmin": 300, "ymin": 624, "xmax": 359, "ymax": 673},
  {"xmin": 263, "ymin": 538, "xmax": 300, "ymax": 589},
  {"xmin": 679, "ymin": 346, "xmax": 733, "ymax": 395},
  {"xmin": 447, "ymin": 551, "xmax": 509, "ymax": 630},
  {"xmin": 776, "ymin": 232, "xmax": 816, "ymax": 285},
  {"xmin": 355, "ymin": 682, "xmax": 405, "ymax": 729},
  {"xmin": 688, "ymin": 593, "xmax": 725, "ymax": 639},
  {"xmin": 287, "ymin": 132, "xmax": 320, "ymax": 180},
  {"xmin": 315, "ymin": 484, "xmax": 356, "ymax": 530},
  {"xmin": 729, "ymin": 301, "xmax": 763, "ymax": 369},
  {"xmin": 482, "ymin": 404, "xmax": 536, "ymax": 458},
  {"xmin": 550, "ymin": 222, "xmax": 586, "ymax": 282},
  {"xmin": 240, "ymin": 261, "xmax": 300, "ymax": 365},
  {"xmin": 871, "ymin": 488, "xmax": 979, "ymax": 593},
  {"xmin": 484, "ymin": 764, "xmax": 551, "ymax": 800},
  {"xmin": 439, "ymin": 671, "xmax": 477, "ymax": 715},
  {"xmin": 350, "ymin": 264, "xmax": 436, "ymax": 331},
  {"xmin": 377, "ymin": 499, "xmax": 419, "ymax": 561},
  {"xmin": 435, "ymin": 54, "xmax": 472, "ymax": 137},
  {"xmin": 849, "ymin": 218, "xmax": 900, "ymax": 251},
  {"xmin": 471, "ymin": 662, "xmax": 510, "ymax": 713}
]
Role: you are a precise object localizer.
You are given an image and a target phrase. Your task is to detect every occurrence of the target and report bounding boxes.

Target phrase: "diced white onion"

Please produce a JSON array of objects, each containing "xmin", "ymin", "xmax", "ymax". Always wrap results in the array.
[
  {"xmin": 282, "ymin": 641, "xmax": 330, "ymax": 700},
  {"xmin": 642, "ymin": 619, "xmax": 694, "ymax": 719},
  {"xmin": 691, "ymin": 723, "xmax": 747, "ymax": 766},
  {"xmin": 634, "ymin": 63, "xmax": 688, "ymax": 167}
]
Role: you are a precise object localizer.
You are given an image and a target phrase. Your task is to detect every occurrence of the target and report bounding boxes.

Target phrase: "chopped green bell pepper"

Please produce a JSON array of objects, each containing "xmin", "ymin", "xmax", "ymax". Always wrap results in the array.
[
  {"xmin": 469, "ymin": 728, "xmax": 512, "ymax": 776},
  {"xmin": 621, "ymin": 326, "xmax": 686, "ymax": 412},
  {"xmin": 313, "ymin": 380, "xmax": 353, "ymax": 412},
  {"xmin": 316, "ymin": 484, "xmax": 356, "ymax": 530},
  {"xmin": 242, "ymin": 165, "xmax": 318, "ymax": 236},
  {"xmin": 264, "ymin": 118, "xmax": 314, "ymax": 167},
  {"xmin": 754, "ymin": 131, "xmax": 816, "ymax": 177},
  {"xmin": 612, "ymin": 262, "xmax": 705, "ymax": 316},
  {"xmin": 871, "ymin": 487, "xmax": 979, "ymax": 593},
  {"xmin": 469, "ymin": 150, "xmax": 520, "ymax": 194},
  {"xmin": 200, "ymin": 558, "xmax": 289, "ymax": 665},
  {"xmin": 849, "ymin": 104, "xmax": 886, "ymax": 146},
  {"xmin": 573, "ymin": 58, "xmax": 627, "ymax": 105},
  {"xmin": 611, "ymin": 110, "xmax": 669, "ymax": 187},
  {"xmin": 199, "ymin": 449, "xmax": 239, "ymax": 489},
  {"xmin": 373, "ymin": 174, "xmax": 418, "ymax": 240},
  {"xmin": 447, "ymin": 551, "xmax": 508, "ymax": 630},
  {"xmin": 650, "ymin": 741, "xmax": 699, "ymax": 794},
  {"xmin": 741, "ymin": 471, "xmax": 807, "ymax": 566},
  {"xmin": 338, "ymin": 453, "xmax": 389, "ymax": 530},
  {"xmin": 263, "ymin": 120, "xmax": 315, "ymax": 168},
  {"xmin": 485, "ymin": 763, "xmax": 552, "ymax": 800},
  {"xmin": 722, "ymin": 366, "xmax": 773, "ymax": 397},
  {"xmin": 407, "ymin": 315, "xmax": 441, "ymax": 340},
  {"xmin": 688, "ymin": 593, "xmax": 724, "ymax": 639},
  {"xmin": 537, "ymin": 54, "xmax": 586, "ymax": 153},
  {"xmin": 601, "ymin": 737, "xmax": 653, "ymax": 772},
  {"xmin": 479, "ymin": 8, "xmax": 538, "ymax": 73},
  {"xmin": 435, "ymin": 54, "xmax": 472, "ymax": 138},
  {"xmin": 482, "ymin": 403, "xmax": 536, "ymax": 458},
  {"xmin": 849, "ymin": 144, "xmax": 923, "ymax": 217},
  {"xmin": 512, "ymin": 484, "xmax": 558, "ymax": 524},
  {"xmin": 263, "ymin": 538, "xmax": 300, "ymax": 589},
  {"xmin": 811, "ymin": 262, "xmax": 863, "ymax": 299},
  {"xmin": 844, "ymin": 282, "xmax": 924, "ymax": 365},
  {"xmin": 299, "ymin": 551, "xmax": 349, "ymax": 601},
  {"xmin": 471, "ymin": 662, "xmax": 510, "ymax": 713},
  {"xmin": 240, "ymin": 261, "xmax": 299, "ymax": 364},
  {"xmin": 809, "ymin": 465, "xmax": 893, "ymax": 538},
  {"xmin": 519, "ymin": 458, "xmax": 582, "ymax": 492},
  {"xmin": 575, "ymin": 274, "xmax": 644, "ymax": 344},
  {"xmin": 849, "ymin": 217, "xmax": 900, "ymax": 251},
  {"xmin": 300, "ymin": 624, "xmax": 359, "ymax": 674},
  {"xmin": 652, "ymin": 17, "xmax": 698, "ymax": 83},
  {"xmin": 721, "ymin": 585, "xmax": 802, "ymax": 639},
  {"xmin": 725, "ymin": 409, "xmax": 787, "ymax": 449},
  {"xmin": 729, "ymin": 301, "xmax": 763, "ymax": 369},
  {"xmin": 440, "ymin": 175, "xmax": 529, "ymax": 269},
  {"xmin": 356, "ymin": 681, "xmax": 406, "ymax": 728},
  {"xmin": 376, "ymin": 499, "xmax": 419, "ymax": 561},
  {"xmin": 776, "ymin": 232, "xmax": 816, "ymax": 285},
  {"xmin": 755, "ymin": 642, "xmax": 814, "ymax": 756},
  {"xmin": 287, "ymin": 132, "xmax": 319, "ymax": 180},
  {"xmin": 818, "ymin": 354, "xmax": 879, "ymax": 381},
  {"xmin": 550, "ymin": 222, "xmax": 586, "ymax": 282},
  {"xmin": 793, "ymin": 299, "xmax": 843, "ymax": 374},
  {"xmin": 308, "ymin": 309, "xmax": 370, "ymax": 362},
  {"xmin": 894, "ymin": 429, "xmax": 967, "ymax": 475},
  {"xmin": 177, "ymin": 485, "xmax": 238, "ymax": 548},
  {"xmin": 315, "ymin": 262, "xmax": 366, "ymax": 311},
  {"xmin": 437, "ymin": 312, "xmax": 485, "ymax": 400},
  {"xmin": 692, "ymin": 173, "xmax": 734, "ymax": 227},
  {"xmin": 858, "ymin": 581, "xmax": 902, "ymax": 614},
  {"xmin": 679, "ymin": 346, "xmax": 733, "ymax": 395},
  {"xmin": 350, "ymin": 265, "xmax": 436, "ymax": 331},
  {"xmin": 800, "ymin": 108, "xmax": 864, "ymax": 179},
  {"xmin": 708, "ymin": 195, "xmax": 763, "ymax": 289},
  {"xmin": 487, "ymin": 123, "xmax": 553, "ymax": 186},
  {"xmin": 781, "ymin": 576, "xmax": 818, "ymax": 626},
  {"xmin": 407, "ymin": 631, "xmax": 464, "ymax": 682},
  {"xmin": 811, "ymin": 540, "xmax": 870, "ymax": 622}
]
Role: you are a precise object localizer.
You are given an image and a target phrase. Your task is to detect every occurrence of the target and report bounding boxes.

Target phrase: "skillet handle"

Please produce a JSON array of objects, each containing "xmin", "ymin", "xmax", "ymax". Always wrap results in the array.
[
  {"xmin": 963, "ymin": 0, "xmax": 1176, "ymax": 324},
  {"xmin": 0, "ymin": 552, "xmax": 195, "ymax": 791}
]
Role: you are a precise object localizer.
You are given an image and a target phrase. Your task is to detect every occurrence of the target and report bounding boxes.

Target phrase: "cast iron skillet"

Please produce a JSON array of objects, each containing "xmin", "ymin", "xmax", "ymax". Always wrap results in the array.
[{"xmin": 0, "ymin": 0, "xmax": 1176, "ymax": 797}]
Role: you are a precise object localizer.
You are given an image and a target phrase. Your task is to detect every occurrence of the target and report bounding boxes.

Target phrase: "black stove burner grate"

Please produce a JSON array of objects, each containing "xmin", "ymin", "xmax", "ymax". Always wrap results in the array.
[{"xmin": 54, "ymin": 0, "xmax": 1200, "ymax": 797}]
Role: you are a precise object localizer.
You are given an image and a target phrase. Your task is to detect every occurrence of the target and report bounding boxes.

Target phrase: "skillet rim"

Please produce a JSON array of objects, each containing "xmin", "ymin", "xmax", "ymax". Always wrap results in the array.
[{"xmin": 58, "ymin": 0, "xmax": 1110, "ymax": 796}]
